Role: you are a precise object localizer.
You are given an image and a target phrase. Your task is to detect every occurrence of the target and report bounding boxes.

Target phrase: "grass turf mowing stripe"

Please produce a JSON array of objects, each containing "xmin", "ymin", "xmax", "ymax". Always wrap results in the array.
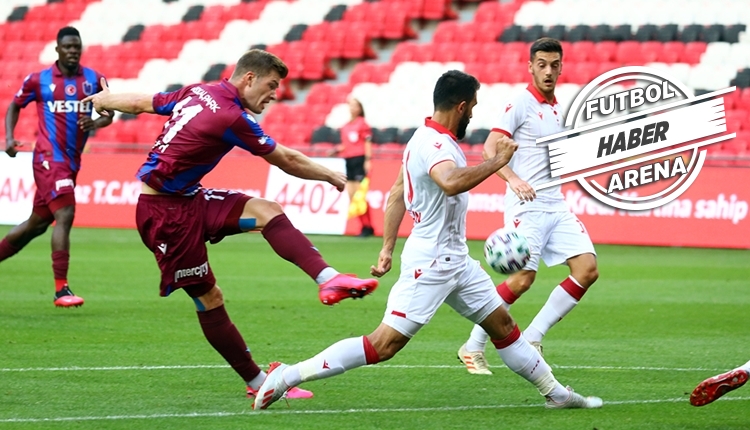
[
  {"xmin": 0, "ymin": 364, "xmax": 733, "ymax": 372},
  {"xmin": 2, "ymin": 397, "xmax": 749, "ymax": 423}
]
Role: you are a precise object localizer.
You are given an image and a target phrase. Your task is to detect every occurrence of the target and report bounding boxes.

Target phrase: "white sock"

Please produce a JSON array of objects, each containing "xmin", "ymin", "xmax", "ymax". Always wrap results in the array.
[
  {"xmin": 282, "ymin": 337, "xmax": 368, "ymax": 387},
  {"xmin": 739, "ymin": 360, "xmax": 750, "ymax": 373},
  {"xmin": 247, "ymin": 370, "xmax": 267, "ymax": 391},
  {"xmin": 524, "ymin": 284, "xmax": 580, "ymax": 343},
  {"xmin": 315, "ymin": 267, "xmax": 340, "ymax": 285},
  {"xmin": 466, "ymin": 325, "xmax": 490, "ymax": 352},
  {"xmin": 495, "ymin": 331, "xmax": 568, "ymax": 401},
  {"xmin": 465, "ymin": 301, "xmax": 511, "ymax": 352}
]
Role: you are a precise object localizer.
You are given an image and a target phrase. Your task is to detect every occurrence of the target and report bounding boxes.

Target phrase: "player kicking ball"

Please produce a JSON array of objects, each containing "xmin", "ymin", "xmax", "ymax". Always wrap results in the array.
[
  {"xmin": 83, "ymin": 49, "xmax": 378, "ymax": 400},
  {"xmin": 253, "ymin": 70, "xmax": 602, "ymax": 411},
  {"xmin": 690, "ymin": 360, "xmax": 750, "ymax": 406}
]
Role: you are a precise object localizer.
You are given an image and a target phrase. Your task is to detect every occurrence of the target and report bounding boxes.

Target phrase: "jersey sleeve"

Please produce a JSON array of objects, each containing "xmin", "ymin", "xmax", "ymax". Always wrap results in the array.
[
  {"xmin": 152, "ymin": 85, "xmax": 196, "ymax": 116},
  {"xmin": 222, "ymin": 111, "xmax": 277, "ymax": 156},
  {"xmin": 423, "ymin": 136, "xmax": 458, "ymax": 174},
  {"xmin": 492, "ymin": 94, "xmax": 525, "ymax": 137},
  {"xmin": 360, "ymin": 119, "xmax": 372, "ymax": 141},
  {"xmin": 12, "ymin": 73, "xmax": 38, "ymax": 108}
]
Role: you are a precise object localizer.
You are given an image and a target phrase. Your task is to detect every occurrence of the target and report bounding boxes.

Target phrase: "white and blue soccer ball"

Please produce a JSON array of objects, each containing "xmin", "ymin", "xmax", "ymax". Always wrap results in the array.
[{"xmin": 483, "ymin": 228, "xmax": 531, "ymax": 275}]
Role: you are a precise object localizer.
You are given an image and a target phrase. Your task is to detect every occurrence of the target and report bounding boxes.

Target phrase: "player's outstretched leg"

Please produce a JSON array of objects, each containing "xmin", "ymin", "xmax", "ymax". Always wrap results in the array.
[
  {"xmin": 254, "ymin": 331, "xmax": 386, "ymax": 410},
  {"xmin": 0, "ymin": 212, "xmax": 52, "ymax": 263},
  {"xmin": 482, "ymin": 306, "xmax": 602, "ymax": 409},
  {"xmin": 458, "ymin": 282, "xmax": 516, "ymax": 374},
  {"xmin": 260, "ymin": 214, "xmax": 378, "ymax": 305},
  {"xmin": 690, "ymin": 360, "xmax": 750, "ymax": 406}
]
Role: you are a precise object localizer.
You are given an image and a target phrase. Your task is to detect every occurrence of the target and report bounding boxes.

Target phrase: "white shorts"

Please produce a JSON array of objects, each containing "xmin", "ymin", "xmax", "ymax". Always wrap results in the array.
[
  {"xmin": 505, "ymin": 210, "xmax": 596, "ymax": 272},
  {"xmin": 382, "ymin": 257, "xmax": 503, "ymax": 337}
]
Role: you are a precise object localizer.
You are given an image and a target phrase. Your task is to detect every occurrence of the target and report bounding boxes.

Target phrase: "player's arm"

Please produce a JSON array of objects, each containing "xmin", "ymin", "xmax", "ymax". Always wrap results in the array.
[
  {"xmin": 364, "ymin": 134, "xmax": 372, "ymax": 175},
  {"xmin": 371, "ymin": 169, "xmax": 406, "ymax": 277},
  {"xmin": 5, "ymin": 101, "xmax": 22, "ymax": 157},
  {"xmin": 262, "ymin": 144, "xmax": 347, "ymax": 192},
  {"xmin": 483, "ymin": 131, "xmax": 535, "ymax": 202},
  {"xmin": 83, "ymin": 77, "xmax": 155, "ymax": 116},
  {"xmin": 431, "ymin": 136, "xmax": 517, "ymax": 196},
  {"xmin": 482, "ymin": 130, "xmax": 520, "ymax": 182}
]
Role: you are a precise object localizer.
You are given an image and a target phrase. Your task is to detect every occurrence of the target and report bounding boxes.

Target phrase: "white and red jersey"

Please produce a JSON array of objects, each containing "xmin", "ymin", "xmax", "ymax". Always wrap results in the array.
[
  {"xmin": 400, "ymin": 118, "xmax": 468, "ymax": 270},
  {"xmin": 493, "ymin": 84, "xmax": 568, "ymax": 216}
]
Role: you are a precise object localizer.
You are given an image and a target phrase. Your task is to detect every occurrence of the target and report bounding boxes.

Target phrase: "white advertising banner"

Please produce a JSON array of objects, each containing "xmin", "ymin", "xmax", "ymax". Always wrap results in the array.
[
  {"xmin": 264, "ymin": 157, "xmax": 349, "ymax": 235},
  {"xmin": 0, "ymin": 152, "xmax": 34, "ymax": 225}
]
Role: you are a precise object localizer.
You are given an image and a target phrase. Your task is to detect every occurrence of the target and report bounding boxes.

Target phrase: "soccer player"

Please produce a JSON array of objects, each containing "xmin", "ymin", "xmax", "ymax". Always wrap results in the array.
[
  {"xmin": 690, "ymin": 360, "xmax": 750, "ymax": 406},
  {"xmin": 82, "ymin": 49, "xmax": 379, "ymax": 400},
  {"xmin": 457, "ymin": 37, "xmax": 599, "ymax": 375},
  {"xmin": 328, "ymin": 97, "xmax": 374, "ymax": 237},
  {"xmin": 252, "ymin": 70, "xmax": 602, "ymax": 410},
  {"xmin": 1, "ymin": 27, "xmax": 112, "ymax": 308}
]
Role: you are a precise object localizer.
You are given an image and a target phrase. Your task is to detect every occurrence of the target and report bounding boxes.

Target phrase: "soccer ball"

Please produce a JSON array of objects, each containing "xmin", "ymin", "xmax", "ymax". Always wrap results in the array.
[{"xmin": 483, "ymin": 229, "xmax": 531, "ymax": 275}]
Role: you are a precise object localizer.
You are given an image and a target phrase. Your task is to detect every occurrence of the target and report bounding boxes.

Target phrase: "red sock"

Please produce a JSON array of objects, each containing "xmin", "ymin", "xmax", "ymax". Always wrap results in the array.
[
  {"xmin": 358, "ymin": 206, "xmax": 372, "ymax": 229},
  {"xmin": 0, "ymin": 238, "xmax": 21, "ymax": 262},
  {"xmin": 54, "ymin": 279, "xmax": 68, "ymax": 292},
  {"xmin": 197, "ymin": 305, "xmax": 261, "ymax": 382},
  {"xmin": 496, "ymin": 281, "xmax": 519, "ymax": 305},
  {"xmin": 261, "ymin": 214, "xmax": 328, "ymax": 280},
  {"xmin": 560, "ymin": 276, "xmax": 587, "ymax": 301},
  {"xmin": 52, "ymin": 250, "xmax": 69, "ymax": 291},
  {"xmin": 362, "ymin": 336, "xmax": 380, "ymax": 364}
]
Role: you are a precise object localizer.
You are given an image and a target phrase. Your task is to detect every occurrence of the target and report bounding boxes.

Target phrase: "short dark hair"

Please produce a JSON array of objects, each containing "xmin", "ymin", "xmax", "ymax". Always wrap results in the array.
[
  {"xmin": 530, "ymin": 37, "xmax": 563, "ymax": 61},
  {"xmin": 433, "ymin": 70, "xmax": 480, "ymax": 112},
  {"xmin": 232, "ymin": 49, "xmax": 289, "ymax": 80},
  {"xmin": 57, "ymin": 27, "xmax": 81, "ymax": 43}
]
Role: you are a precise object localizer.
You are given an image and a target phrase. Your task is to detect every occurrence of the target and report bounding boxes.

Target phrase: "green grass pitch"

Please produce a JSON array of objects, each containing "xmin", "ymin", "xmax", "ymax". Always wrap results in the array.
[{"xmin": 1, "ymin": 226, "xmax": 749, "ymax": 429}]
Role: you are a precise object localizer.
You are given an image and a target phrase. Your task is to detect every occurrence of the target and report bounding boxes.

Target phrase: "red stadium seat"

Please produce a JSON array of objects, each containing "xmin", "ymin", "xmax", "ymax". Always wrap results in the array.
[
  {"xmin": 433, "ymin": 21, "xmax": 459, "ymax": 43},
  {"xmin": 593, "ymin": 41, "xmax": 617, "ymax": 62},
  {"xmin": 615, "ymin": 41, "xmax": 641, "ymax": 64},
  {"xmin": 432, "ymin": 43, "xmax": 459, "ymax": 63},
  {"xmin": 640, "ymin": 42, "xmax": 664, "ymax": 64},
  {"xmin": 459, "ymin": 42, "xmax": 481, "ymax": 63},
  {"xmin": 681, "ymin": 42, "xmax": 707, "ymax": 64}
]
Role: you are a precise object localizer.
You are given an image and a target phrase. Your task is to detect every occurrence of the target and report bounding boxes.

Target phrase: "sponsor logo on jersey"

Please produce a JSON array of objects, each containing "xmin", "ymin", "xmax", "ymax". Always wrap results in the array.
[
  {"xmin": 55, "ymin": 178, "xmax": 75, "ymax": 191},
  {"xmin": 82, "ymin": 81, "xmax": 94, "ymax": 96},
  {"xmin": 47, "ymin": 100, "xmax": 92, "ymax": 113},
  {"xmin": 175, "ymin": 261, "xmax": 209, "ymax": 283}
]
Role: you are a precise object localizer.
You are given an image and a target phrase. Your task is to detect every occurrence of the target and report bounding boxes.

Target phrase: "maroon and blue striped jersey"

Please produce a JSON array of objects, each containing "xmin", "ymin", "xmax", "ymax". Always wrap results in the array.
[
  {"xmin": 13, "ymin": 62, "xmax": 106, "ymax": 172},
  {"xmin": 136, "ymin": 79, "xmax": 277, "ymax": 196}
]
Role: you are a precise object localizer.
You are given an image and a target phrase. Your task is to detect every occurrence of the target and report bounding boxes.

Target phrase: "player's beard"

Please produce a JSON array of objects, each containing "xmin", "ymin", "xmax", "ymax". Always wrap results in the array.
[{"xmin": 456, "ymin": 110, "xmax": 470, "ymax": 140}]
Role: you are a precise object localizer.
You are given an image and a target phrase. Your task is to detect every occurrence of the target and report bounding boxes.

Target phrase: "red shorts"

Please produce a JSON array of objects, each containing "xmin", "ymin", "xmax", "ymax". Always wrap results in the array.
[
  {"xmin": 32, "ymin": 157, "xmax": 78, "ymax": 221},
  {"xmin": 135, "ymin": 188, "xmax": 252, "ymax": 297}
]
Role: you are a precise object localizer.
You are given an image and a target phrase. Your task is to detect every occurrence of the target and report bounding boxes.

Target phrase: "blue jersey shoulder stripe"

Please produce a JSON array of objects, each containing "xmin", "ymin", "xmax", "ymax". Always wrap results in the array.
[
  {"xmin": 38, "ymin": 67, "xmax": 62, "ymax": 162},
  {"xmin": 154, "ymin": 92, "xmax": 177, "ymax": 115},
  {"xmin": 63, "ymin": 76, "xmax": 79, "ymax": 171}
]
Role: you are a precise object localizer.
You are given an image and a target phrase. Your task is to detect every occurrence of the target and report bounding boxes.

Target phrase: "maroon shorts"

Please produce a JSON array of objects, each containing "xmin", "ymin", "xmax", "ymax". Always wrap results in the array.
[
  {"xmin": 32, "ymin": 157, "xmax": 78, "ymax": 221},
  {"xmin": 135, "ymin": 188, "xmax": 252, "ymax": 297}
]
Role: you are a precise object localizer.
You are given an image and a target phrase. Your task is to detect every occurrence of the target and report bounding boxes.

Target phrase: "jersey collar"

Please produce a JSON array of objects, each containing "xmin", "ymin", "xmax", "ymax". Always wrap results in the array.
[
  {"xmin": 424, "ymin": 117, "xmax": 457, "ymax": 141},
  {"xmin": 220, "ymin": 79, "xmax": 244, "ymax": 107},
  {"xmin": 53, "ymin": 61, "xmax": 83, "ymax": 77},
  {"xmin": 526, "ymin": 84, "xmax": 557, "ymax": 105}
]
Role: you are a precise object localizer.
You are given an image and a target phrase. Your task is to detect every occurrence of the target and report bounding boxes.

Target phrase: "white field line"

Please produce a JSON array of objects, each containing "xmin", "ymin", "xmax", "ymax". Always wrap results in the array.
[
  {"xmin": 2, "ymin": 397, "xmax": 749, "ymax": 423},
  {"xmin": 0, "ymin": 364, "xmax": 733, "ymax": 372}
]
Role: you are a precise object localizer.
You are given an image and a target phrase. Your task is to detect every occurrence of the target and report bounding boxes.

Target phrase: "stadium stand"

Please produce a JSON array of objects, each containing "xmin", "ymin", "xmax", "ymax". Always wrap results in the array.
[{"xmin": 0, "ymin": 0, "xmax": 748, "ymax": 166}]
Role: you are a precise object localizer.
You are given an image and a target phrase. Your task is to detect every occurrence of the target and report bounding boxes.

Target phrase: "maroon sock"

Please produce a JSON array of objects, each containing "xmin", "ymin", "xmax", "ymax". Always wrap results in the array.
[
  {"xmin": 0, "ymin": 238, "xmax": 21, "ymax": 262},
  {"xmin": 51, "ymin": 250, "xmax": 69, "ymax": 280},
  {"xmin": 261, "ymin": 214, "xmax": 328, "ymax": 280},
  {"xmin": 197, "ymin": 305, "xmax": 261, "ymax": 382},
  {"xmin": 358, "ymin": 206, "xmax": 372, "ymax": 229}
]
